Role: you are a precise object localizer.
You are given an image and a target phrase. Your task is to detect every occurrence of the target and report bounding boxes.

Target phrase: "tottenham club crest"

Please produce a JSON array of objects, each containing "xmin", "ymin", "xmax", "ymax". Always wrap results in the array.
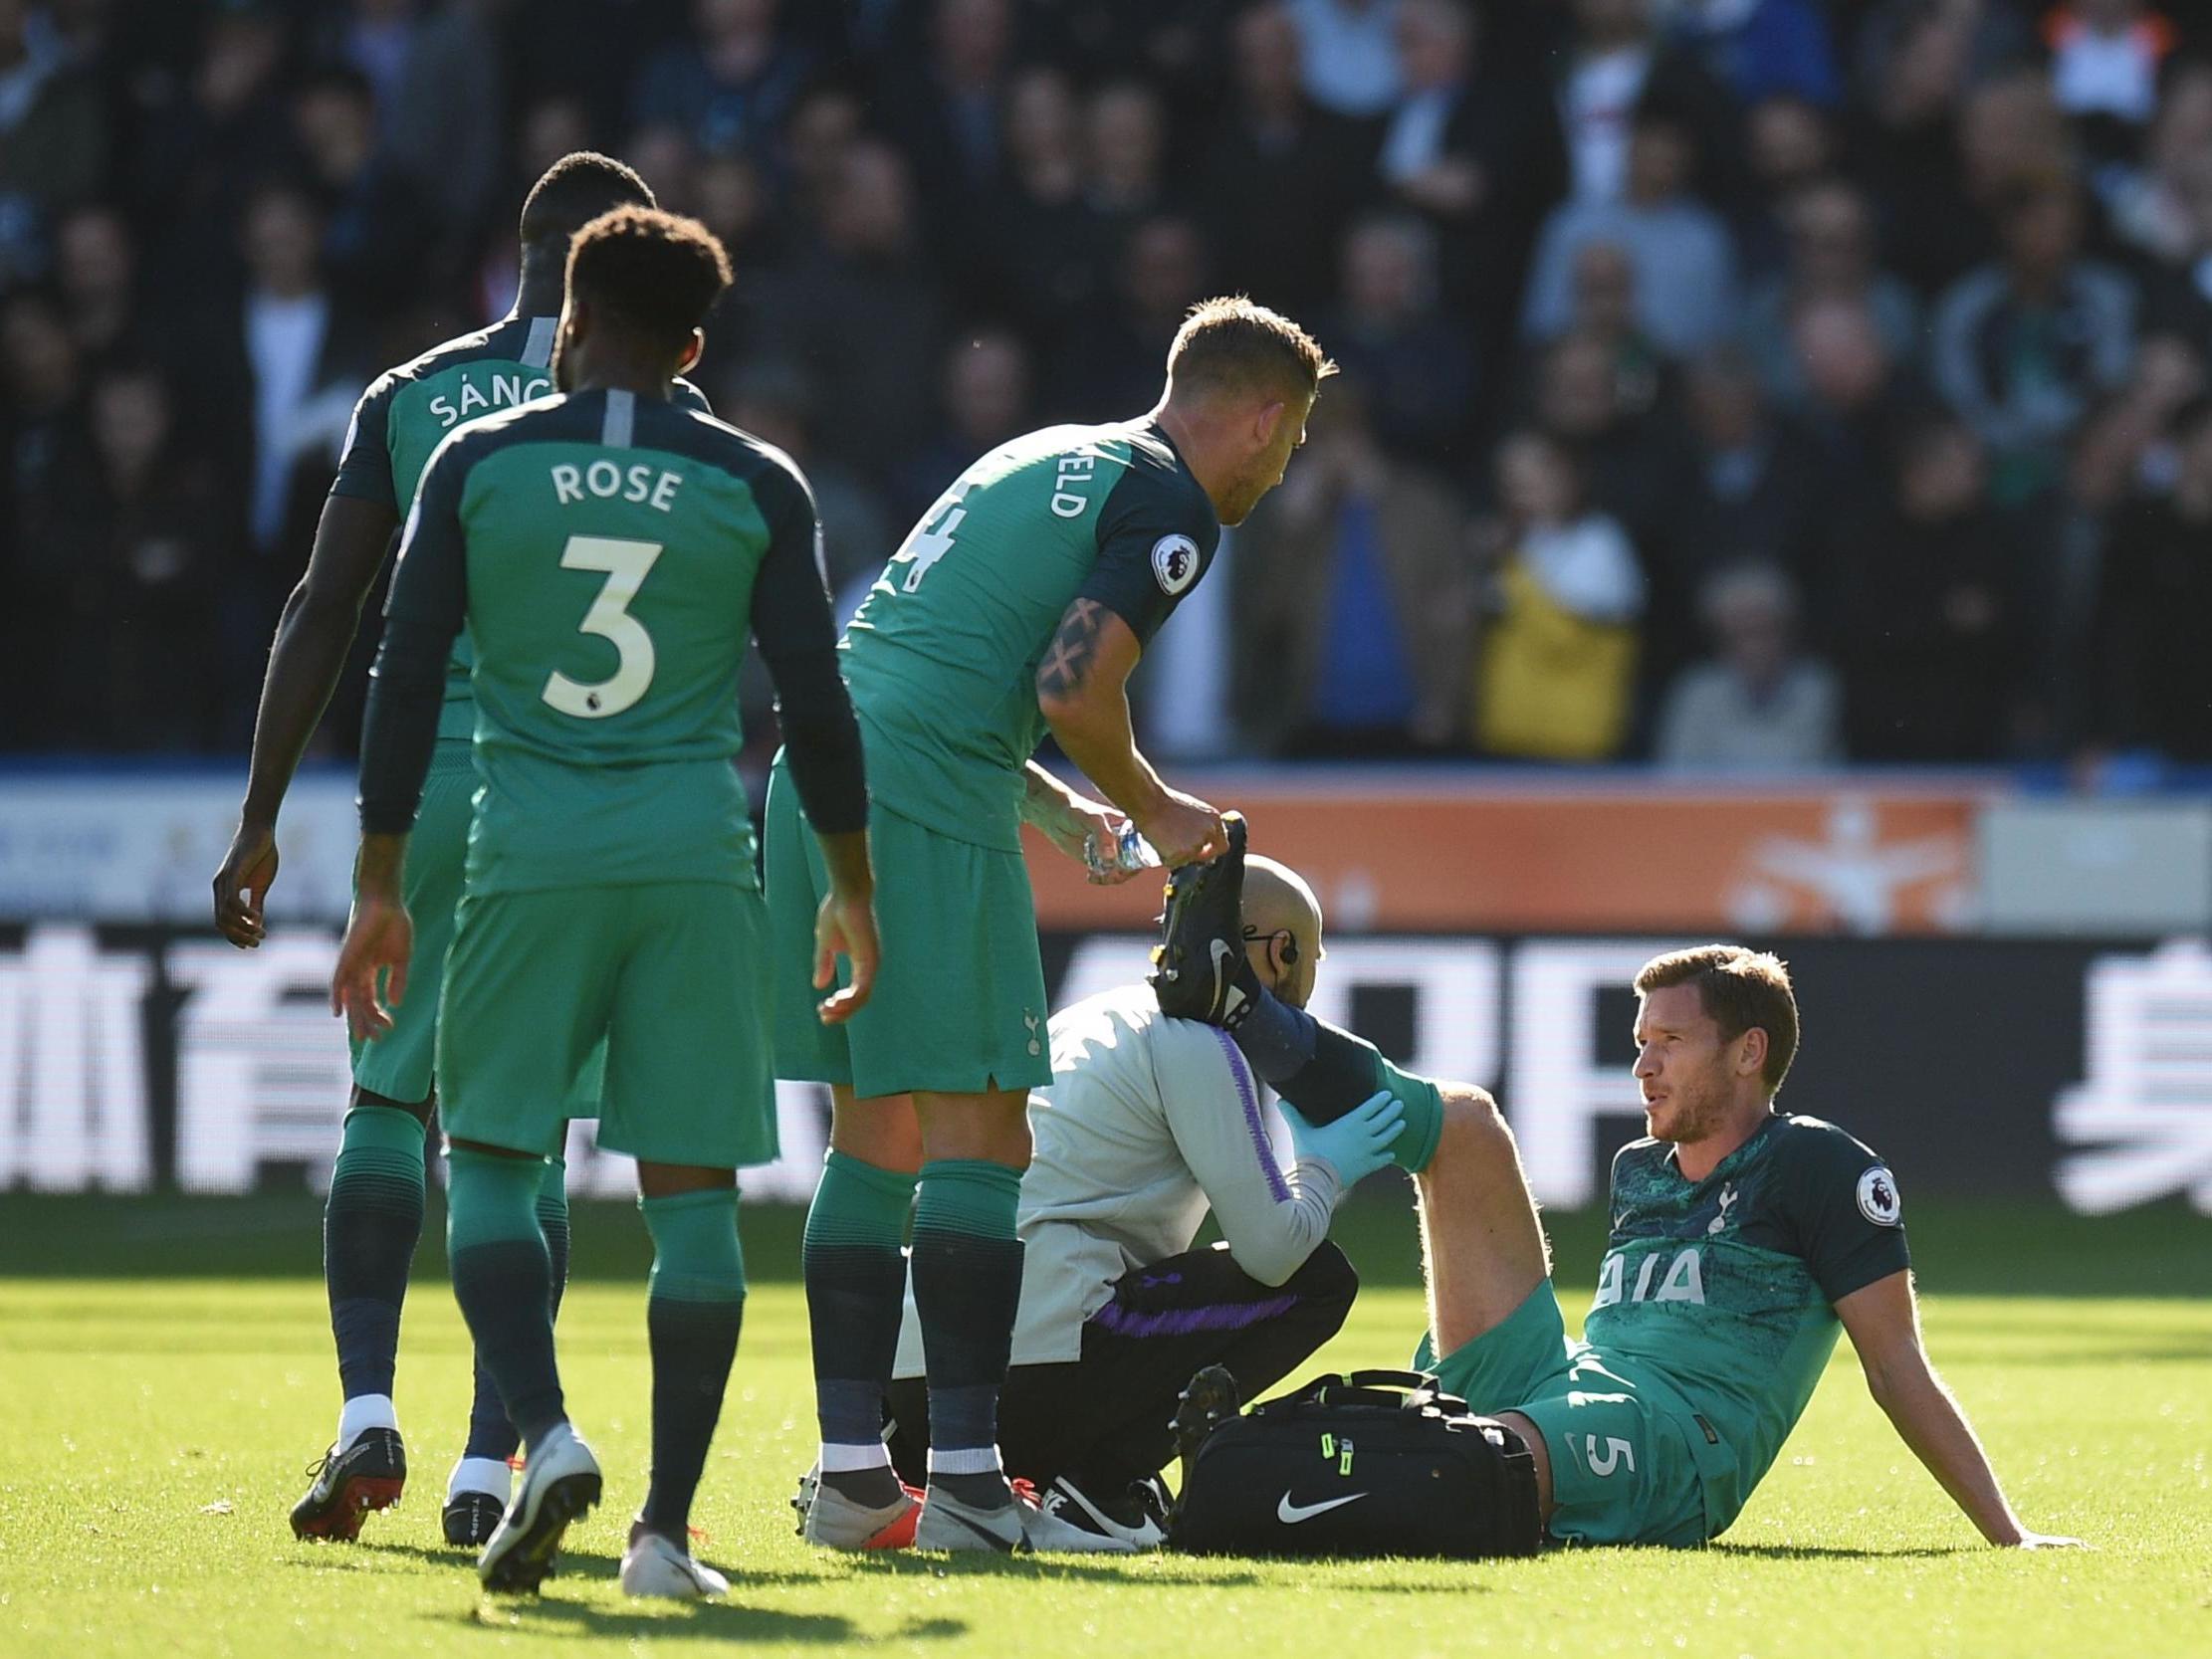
[
  {"xmin": 1856, "ymin": 1165, "xmax": 1902, "ymax": 1227},
  {"xmin": 1151, "ymin": 533, "xmax": 1201, "ymax": 596}
]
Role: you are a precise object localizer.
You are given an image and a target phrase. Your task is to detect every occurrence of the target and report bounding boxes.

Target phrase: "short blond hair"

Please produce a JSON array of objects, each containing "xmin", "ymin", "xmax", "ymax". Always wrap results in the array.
[
  {"xmin": 1635, "ymin": 944, "xmax": 1800, "ymax": 1094},
  {"xmin": 1167, "ymin": 295, "xmax": 1335, "ymax": 402}
]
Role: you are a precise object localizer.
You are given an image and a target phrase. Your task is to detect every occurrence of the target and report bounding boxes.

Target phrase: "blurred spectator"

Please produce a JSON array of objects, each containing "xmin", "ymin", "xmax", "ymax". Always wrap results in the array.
[
  {"xmin": 1554, "ymin": 0, "xmax": 1737, "ymax": 206},
  {"xmin": 624, "ymin": 122, "xmax": 703, "ymax": 214},
  {"xmin": 1199, "ymin": 1, "xmax": 1376, "ymax": 311},
  {"xmin": 45, "ymin": 362, "xmax": 230, "ymax": 749},
  {"xmin": 2101, "ymin": 59, "xmax": 2212, "ymax": 274},
  {"xmin": 1559, "ymin": 241, "xmax": 1669, "ymax": 404},
  {"xmin": 1850, "ymin": 0, "xmax": 2037, "ymax": 109},
  {"xmin": 1841, "ymin": 415, "xmax": 2020, "ymax": 761},
  {"xmin": 892, "ymin": 327, "xmax": 1034, "ymax": 532},
  {"xmin": 1655, "ymin": 562, "xmax": 1842, "ymax": 770},
  {"xmin": 128, "ymin": 2, "xmax": 292, "ymax": 288},
  {"xmin": 1530, "ymin": 326, "xmax": 1668, "ymax": 536},
  {"xmin": 1744, "ymin": 179, "xmax": 1920, "ymax": 406},
  {"xmin": 1047, "ymin": 213, "xmax": 1210, "ymax": 419},
  {"xmin": 1787, "ymin": 295, "xmax": 1914, "ymax": 521},
  {"xmin": 1285, "ymin": 0, "xmax": 1402, "ymax": 119},
  {"xmin": 1931, "ymin": 175, "xmax": 2137, "ymax": 507},
  {"xmin": 719, "ymin": 360, "xmax": 895, "ymax": 618},
  {"xmin": 878, "ymin": 0, "xmax": 1014, "ymax": 215},
  {"xmin": 757, "ymin": 140, "xmax": 946, "ymax": 487},
  {"xmin": 0, "ymin": 0, "xmax": 105, "ymax": 275},
  {"xmin": 1523, "ymin": 108, "xmax": 1738, "ymax": 355},
  {"xmin": 351, "ymin": 0, "xmax": 507, "ymax": 240},
  {"xmin": 630, "ymin": 0, "xmax": 814, "ymax": 169},
  {"xmin": 1668, "ymin": 0, "xmax": 1840, "ymax": 108},
  {"xmin": 52, "ymin": 202, "xmax": 143, "ymax": 361},
  {"xmin": 1230, "ymin": 379, "xmax": 1469, "ymax": 756},
  {"xmin": 1324, "ymin": 214, "xmax": 1475, "ymax": 468},
  {"xmin": 1735, "ymin": 93, "xmax": 1838, "ymax": 274},
  {"xmin": 2081, "ymin": 400, "xmax": 2212, "ymax": 763},
  {"xmin": 782, "ymin": 81, "xmax": 867, "ymax": 223},
  {"xmin": 1471, "ymin": 429, "xmax": 1646, "ymax": 760},
  {"xmin": 292, "ymin": 66, "xmax": 433, "ymax": 315},
  {"xmin": 1855, "ymin": 18, "xmax": 2043, "ymax": 297},
  {"xmin": 1083, "ymin": 79, "xmax": 1174, "ymax": 241},
  {"xmin": 1646, "ymin": 346, "xmax": 1830, "ymax": 680},
  {"xmin": 978, "ymin": 65, "xmax": 1106, "ymax": 335},
  {"xmin": 2, "ymin": 288, "xmax": 93, "ymax": 602},
  {"xmin": 193, "ymin": 178, "xmax": 369, "ymax": 556},
  {"xmin": 1378, "ymin": 0, "xmax": 1565, "ymax": 355}
]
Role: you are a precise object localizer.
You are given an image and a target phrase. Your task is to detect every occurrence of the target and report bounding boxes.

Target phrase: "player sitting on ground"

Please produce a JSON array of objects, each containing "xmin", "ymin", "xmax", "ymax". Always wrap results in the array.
[
  {"xmin": 774, "ymin": 299, "xmax": 1332, "ymax": 1555},
  {"xmin": 210, "ymin": 152, "xmax": 702, "ymax": 1549},
  {"xmin": 1156, "ymin": 837, "xmax": 2083, "ymax": 1550},
  {"xmin": 332, "ymin": 206, "xmax": 876, "ymax": 1598},
  {"xmin": 869, "ymin": 856, "xmax": 1404, "ymax": 1551}
]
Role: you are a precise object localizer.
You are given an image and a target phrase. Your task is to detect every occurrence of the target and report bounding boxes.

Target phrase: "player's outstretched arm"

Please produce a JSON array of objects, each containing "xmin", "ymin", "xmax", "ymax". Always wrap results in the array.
[
  {"xmin": 1837, "ymin": 1270, "xmax": 2086, "ymax": 1549},
  {"xmin": 215, "ymin": 492, "xmax": 399, "ymax": 947},
  {"xmin": 1034, "ymin": 597, "xmax": 1225, "ymax": 866}
]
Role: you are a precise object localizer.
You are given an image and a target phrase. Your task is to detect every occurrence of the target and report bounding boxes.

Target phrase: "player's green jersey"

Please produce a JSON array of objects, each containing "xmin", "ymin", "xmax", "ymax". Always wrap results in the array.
[
  {"xmin": 388, "ymin": 386, "xmax": 817, "ymax": 894},
  {"xmin": 331, "ymin": 313, "xmax": 708, "ymax": 742},
  {"xmin": 839, "ymin": 419, "xmax": 1220, "ymax": 850},
  {"xmin": 1583, "ymin": 1114, "xmax": 1910, "ymax": 1536}
]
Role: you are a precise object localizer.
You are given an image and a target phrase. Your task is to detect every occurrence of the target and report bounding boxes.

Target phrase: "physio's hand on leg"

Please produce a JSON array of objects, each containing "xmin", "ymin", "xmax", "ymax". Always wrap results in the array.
[{"xmin": 1281, "ymin": 1092, "xmax": 1405, "ymax": 1187}]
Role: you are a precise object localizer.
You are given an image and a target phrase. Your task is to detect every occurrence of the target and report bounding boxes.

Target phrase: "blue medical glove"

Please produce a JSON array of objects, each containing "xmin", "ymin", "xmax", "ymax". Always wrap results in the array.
[{"xmin": 1280, "ymin": 1090, "xmax": 1406, "ymax": 1187}]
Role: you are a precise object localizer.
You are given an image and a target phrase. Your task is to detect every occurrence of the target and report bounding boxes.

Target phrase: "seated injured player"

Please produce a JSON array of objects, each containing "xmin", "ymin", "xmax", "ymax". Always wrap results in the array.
[
  {"xmin": 1154, "ymin": 825, "xmax": 2082, "ymax": 1551},
  {"xmin": 875, "ymin": 856, "xmax": 1408, "ymax": 1550}
]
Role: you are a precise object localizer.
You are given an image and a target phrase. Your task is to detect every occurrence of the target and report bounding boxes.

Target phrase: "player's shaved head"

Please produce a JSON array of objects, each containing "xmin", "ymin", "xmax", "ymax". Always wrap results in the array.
[
  {"xmin": 565, "ymin": 205, "xmax": 732, "ymax": 353},
  {"xmin": 1242, "ymin": 855, "xmax": 1323, "ymax": 1008},
  {"xmin": 520, "ymin": 151, "xmax": 656, "ymax": 254}
]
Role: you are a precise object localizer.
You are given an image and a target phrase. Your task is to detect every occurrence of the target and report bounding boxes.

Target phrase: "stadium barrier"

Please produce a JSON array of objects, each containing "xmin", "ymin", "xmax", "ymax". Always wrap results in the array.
[{"xmin": 3, "ymin": 921, "xmax": 2205, "ymax": 1216}]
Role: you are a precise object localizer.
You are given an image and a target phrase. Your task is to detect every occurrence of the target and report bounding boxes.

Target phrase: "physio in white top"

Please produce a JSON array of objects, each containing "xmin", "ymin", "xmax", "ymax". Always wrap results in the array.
[{"xmin": 884, "ymin": 858, "xmax": 1407, "ymax": 1526}]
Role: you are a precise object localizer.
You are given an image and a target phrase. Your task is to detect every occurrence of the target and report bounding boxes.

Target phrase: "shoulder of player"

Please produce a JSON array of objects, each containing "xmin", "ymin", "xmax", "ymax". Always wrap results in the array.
[
  {"xmin": 1768, "ymin": 1113, "xmax": 1887, "ymax": 1171},
  {"xmin": 381, "ymin": 318, "xmax": 531, "ymax": 391},
  {"xmin": 1096, "ymin": 424, "xmax": 1219, "ymax": 550},
  {"xmin": 1610, "ymin": 1134, "xmax": 1665, "ymax": 1171},
  {"xmin": 635, "ymin": 401, "xmax": 809, "ymax": 493}
]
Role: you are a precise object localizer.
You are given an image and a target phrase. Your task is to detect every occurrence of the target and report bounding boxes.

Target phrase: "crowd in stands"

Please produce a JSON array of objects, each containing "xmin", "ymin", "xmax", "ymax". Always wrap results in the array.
[{"xmin": 4, "ymin": 0, "xmax": 2210, "ymax": 777}]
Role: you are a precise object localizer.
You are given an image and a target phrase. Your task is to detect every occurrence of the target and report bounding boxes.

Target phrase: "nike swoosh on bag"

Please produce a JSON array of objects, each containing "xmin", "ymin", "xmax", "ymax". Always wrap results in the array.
[{"xmin": 1276, "ymin": 1491, "xmax": 1366, "ymax": 1525}]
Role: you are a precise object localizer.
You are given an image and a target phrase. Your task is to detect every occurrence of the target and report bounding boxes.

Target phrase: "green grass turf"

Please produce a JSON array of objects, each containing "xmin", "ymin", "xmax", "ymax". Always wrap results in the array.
[{"xmin": 2, "ymin": 1199, "xmax": 2208, "ymax": 1658}]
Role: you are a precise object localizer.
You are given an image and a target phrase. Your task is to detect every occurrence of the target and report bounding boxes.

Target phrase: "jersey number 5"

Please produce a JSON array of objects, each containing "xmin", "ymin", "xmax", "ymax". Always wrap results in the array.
[
  {"xmin": 542, "ymin": 534, "xmax": 663, "ymax": 720},
  {"xmin": 899, "ymin": 481, "xmax": 971, "ymax": 592},
  {"xmin": 1584, "ymin": 1436, "xmax": 1636, "ymax": 1478}
]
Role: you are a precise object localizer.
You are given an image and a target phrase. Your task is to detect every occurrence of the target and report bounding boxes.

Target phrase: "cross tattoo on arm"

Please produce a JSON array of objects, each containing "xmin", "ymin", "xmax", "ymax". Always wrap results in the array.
[{"xmin": 1037, "ymin": 598, "xmax": 1108, "ymax": 701}]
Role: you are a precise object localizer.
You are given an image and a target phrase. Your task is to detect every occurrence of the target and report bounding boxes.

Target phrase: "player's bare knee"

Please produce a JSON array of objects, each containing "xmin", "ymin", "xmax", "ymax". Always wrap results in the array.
[{"xmin": 1431, "ymin": 1084, "xmax": 1512, "ymax": 1171}]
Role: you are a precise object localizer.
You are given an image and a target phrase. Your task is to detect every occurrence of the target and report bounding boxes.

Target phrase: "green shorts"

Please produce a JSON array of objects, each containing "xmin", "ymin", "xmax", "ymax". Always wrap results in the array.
[
  {"xmin": 348, "ymin": 750, "xmax": 472, "ymax": 1106},
  {"xmin": 1417, "ymin": 1284, "xmax": 1709, "ymax": 1548},
  {"xmin": 764, "ymin": 757, "xmax": 1051, "ymax": 1098},
  {"xmin": 436, "ymin": 881, "xmax": 777, "ymax": 1168},
  {"xmin": 350, "ymin": 745, "xmax": 604, "ymax": 1117}
]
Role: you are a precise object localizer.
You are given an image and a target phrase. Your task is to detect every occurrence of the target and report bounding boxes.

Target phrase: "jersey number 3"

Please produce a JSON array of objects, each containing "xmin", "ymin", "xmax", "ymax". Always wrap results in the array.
[{"xmin": 542, "ymin": 534, "xmax": 663, "ymax": 720}]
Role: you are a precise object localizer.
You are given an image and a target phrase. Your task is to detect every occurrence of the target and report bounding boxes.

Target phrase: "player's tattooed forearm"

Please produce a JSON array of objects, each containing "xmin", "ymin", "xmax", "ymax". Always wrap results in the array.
[{"xmin": 1038, "ymin": 599, "xmax": 1108, "ymax": 700}]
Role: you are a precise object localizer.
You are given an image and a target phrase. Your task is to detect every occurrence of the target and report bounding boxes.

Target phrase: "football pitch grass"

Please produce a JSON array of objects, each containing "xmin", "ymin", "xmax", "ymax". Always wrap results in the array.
[{"xmin": 2, "ymin": 1197, "xmax": 2207, "ymax": 1659}]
